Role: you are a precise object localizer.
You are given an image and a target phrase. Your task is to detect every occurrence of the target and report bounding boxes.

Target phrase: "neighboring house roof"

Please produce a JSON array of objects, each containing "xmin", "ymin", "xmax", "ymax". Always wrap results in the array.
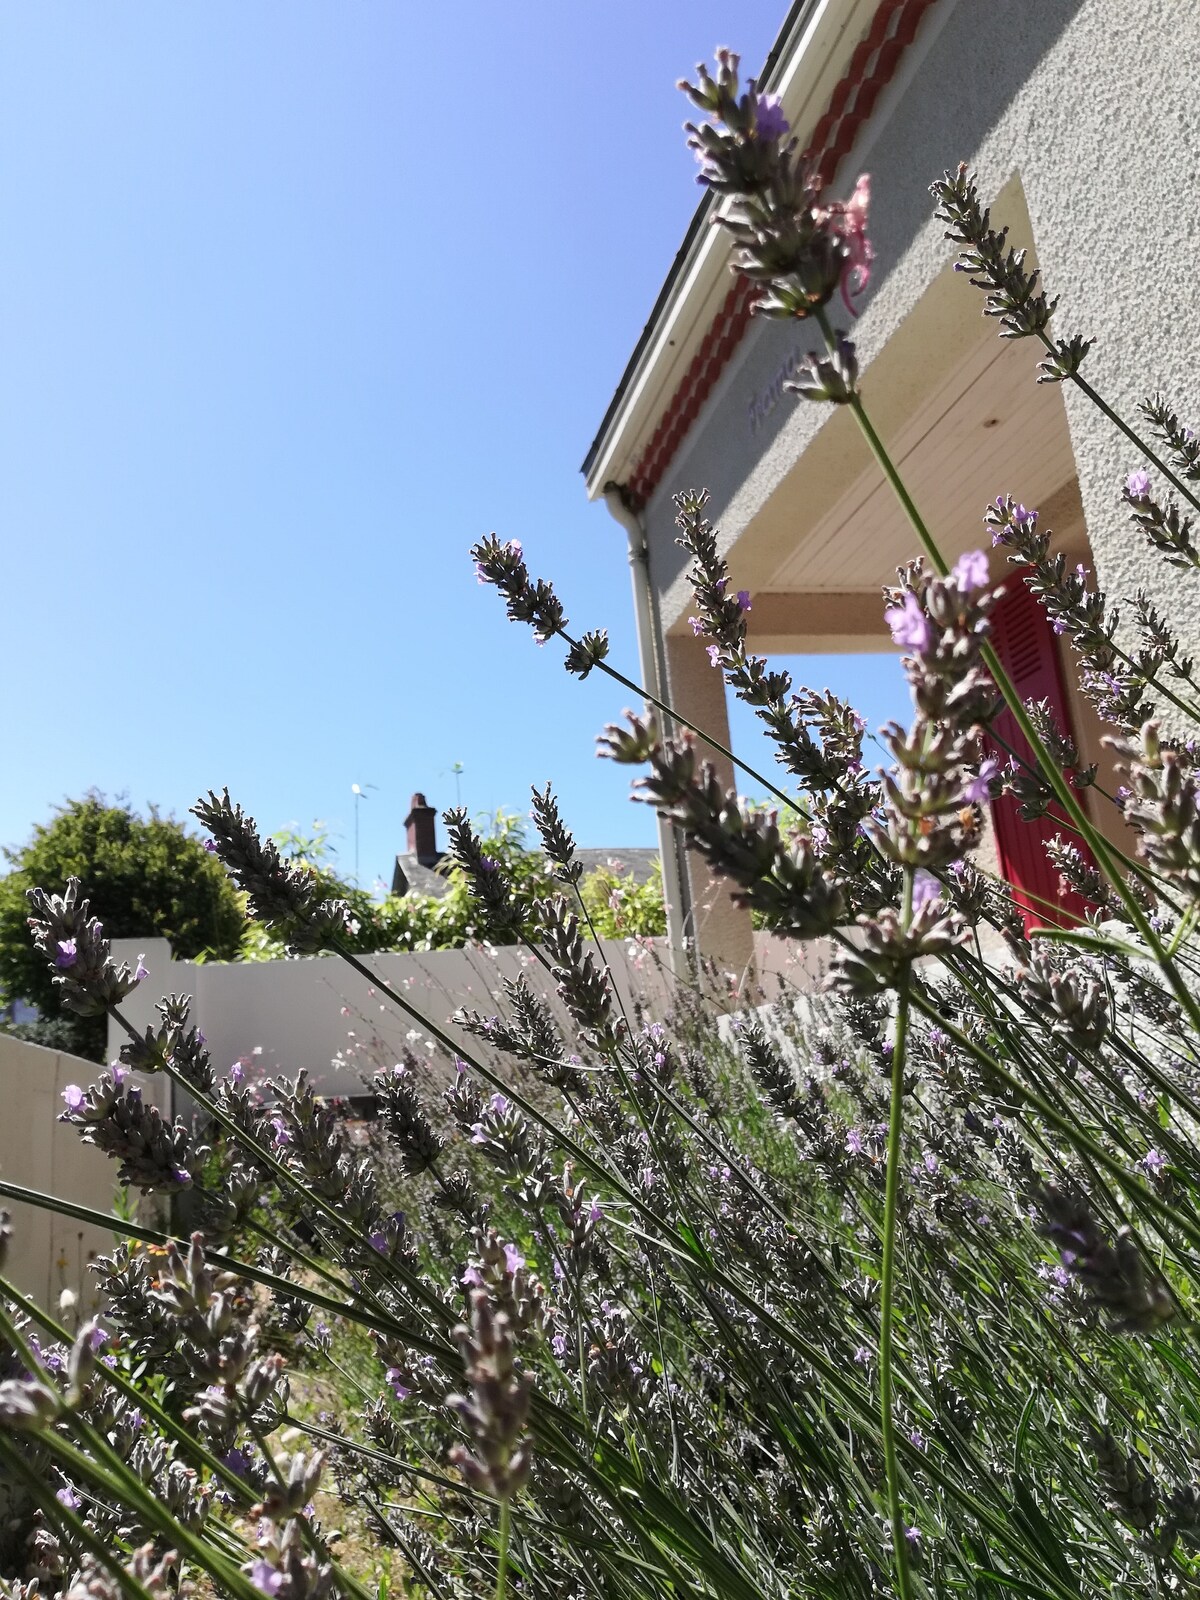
[
  {"xmin": 392, "ymin": 853, "xmax": 452, "ymax": 898},
  {"xmin": 571, "ymin": 848, "xmax": 660, "ymax": 885},
  {"xmin": 391, "ymin": 848, "xmax": 660, "ymax": 900}
]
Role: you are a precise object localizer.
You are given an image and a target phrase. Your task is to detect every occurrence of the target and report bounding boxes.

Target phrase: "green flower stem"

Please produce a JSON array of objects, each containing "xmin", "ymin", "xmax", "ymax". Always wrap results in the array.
[
  {"xmin": 1036, "ymin": 332, "xmax": 1200, "ymax": 517},
  {"xmin": 880, "ymin": 871, "xmax": 916, "ymax": 1600},
  {"xmin": 332, "ymin": 946, "xmax": 1090, "ymax": 1599},
  {"xmin": 0, "ymin": 1268, "xmax": 259, "ymax": 1506},
  {"xmin": 495, "ymin": 1495, "xmax": 512, "ymax": 1600},
  {"xmin": 38, "ymin": 1422, "xmax": 264, "ymax": 1600},
  {"xmin": 0, "ymin": 1176, "xmax": 442, "ymax": 1357},
  {"xmin": 904, "ymin": 987, "xmax": 1200, "ymax": 1254},
  {"xmin": 555, "ymin": 626, "xmax": 798, "ymax": 813},
  {"xmin": 813, "ymin": 308, "xmax": 1200, "ymax": 1043},
  {"xmin": 0, "ymin": 1432, "xmax": 157, "ymax": 1600},
  {"xmin": 108, "ymin": 1004, "xmax": 457, "ymax": 1339},
  {"xmin": 0, "ymin": 1298, "xmax": 260, "ymax": 1600}
]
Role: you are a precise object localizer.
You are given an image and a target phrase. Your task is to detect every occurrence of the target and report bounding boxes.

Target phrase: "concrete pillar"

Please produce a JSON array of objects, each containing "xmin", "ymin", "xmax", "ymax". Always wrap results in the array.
[{"xmin": 663, "ymin": 630, "xmax": 756, "ymax": 989}]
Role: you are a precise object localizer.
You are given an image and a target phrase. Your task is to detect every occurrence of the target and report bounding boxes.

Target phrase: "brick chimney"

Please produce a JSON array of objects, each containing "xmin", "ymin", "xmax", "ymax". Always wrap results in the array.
[{"xmin": 405, "ymin": 793, "xmax": 439, "ymax": 866}]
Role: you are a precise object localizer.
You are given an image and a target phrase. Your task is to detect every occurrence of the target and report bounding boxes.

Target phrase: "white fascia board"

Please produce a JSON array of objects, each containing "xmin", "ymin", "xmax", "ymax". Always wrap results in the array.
[{"xmin": 584, "ymin": 0, "xmax": 871, "ymax": 502}]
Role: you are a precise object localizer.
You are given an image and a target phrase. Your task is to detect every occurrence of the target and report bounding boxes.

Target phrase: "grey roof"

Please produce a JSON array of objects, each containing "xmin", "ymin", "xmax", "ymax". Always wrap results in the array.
[
  {"xmin": 392, "ymin": 853, "xmax": 453, "ymax": 898},
  {"xmin": 391, "ymin": 847, "xmax": 659, "ymax": 900},
  {"xmin": 571, "ymin": 848, "xmax": 659, "ymax": 885}
]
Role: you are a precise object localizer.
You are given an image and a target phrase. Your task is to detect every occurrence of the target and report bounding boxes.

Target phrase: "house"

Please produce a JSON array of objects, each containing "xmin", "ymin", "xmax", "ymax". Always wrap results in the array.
[
  {"xmin": 583, "ymin": 0, "xmax": 1199, "ymax": 971},
  {"xmin": 391, "ymin": 793, "xmax": 451, "ymax": 897}
]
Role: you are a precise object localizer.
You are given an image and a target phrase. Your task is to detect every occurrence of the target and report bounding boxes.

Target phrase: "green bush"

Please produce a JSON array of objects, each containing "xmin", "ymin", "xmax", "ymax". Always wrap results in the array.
[
  {"xmin": 0, "ymin": 795, "xmax": 243, "ymax": 1058},
  {"xmin": 238, "ymin": 811, "xmax": 666, "ymax": 958}
]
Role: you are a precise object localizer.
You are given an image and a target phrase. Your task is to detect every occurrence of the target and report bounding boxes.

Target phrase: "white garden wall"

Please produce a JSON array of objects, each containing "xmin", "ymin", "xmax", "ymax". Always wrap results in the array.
[
  {"xmin": 108, "ymin": 933, "xmax": 826, "ymax": 1102},
  {"xmin": 0, "ymin": 1033, "xmax": 170, "ymax": 1312}
]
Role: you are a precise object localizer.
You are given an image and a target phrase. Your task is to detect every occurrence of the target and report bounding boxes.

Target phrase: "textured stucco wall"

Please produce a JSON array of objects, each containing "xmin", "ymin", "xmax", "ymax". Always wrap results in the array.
[{"xmin": 642, "ymin": 0, "xmax": 1200, "ymax": 673}]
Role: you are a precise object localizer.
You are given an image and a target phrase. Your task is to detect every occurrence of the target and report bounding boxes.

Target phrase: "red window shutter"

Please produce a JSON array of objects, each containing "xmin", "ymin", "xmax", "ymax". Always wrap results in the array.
[{"xmin": 986, "ymin": 575, "xmax": 1093, "ymax": 933}]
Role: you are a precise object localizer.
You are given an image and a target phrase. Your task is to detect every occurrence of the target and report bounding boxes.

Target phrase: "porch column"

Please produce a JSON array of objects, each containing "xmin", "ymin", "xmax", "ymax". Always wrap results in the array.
[{"xmin": 663, "ymin": 630, "xmax": 756, "ymax": 986}]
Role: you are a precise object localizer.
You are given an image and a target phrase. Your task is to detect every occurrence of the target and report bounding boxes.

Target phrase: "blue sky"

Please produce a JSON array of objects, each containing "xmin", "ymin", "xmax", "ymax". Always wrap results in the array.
[{"xmin": 2, "ymin": 3, "xmax": 908, "ymax": 889}]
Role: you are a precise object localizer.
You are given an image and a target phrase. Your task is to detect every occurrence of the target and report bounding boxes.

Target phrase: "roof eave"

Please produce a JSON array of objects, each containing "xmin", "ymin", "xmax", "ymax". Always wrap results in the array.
[{"xmin": 582, "ymin": 0, "xmax": 868, "ymax": 502}]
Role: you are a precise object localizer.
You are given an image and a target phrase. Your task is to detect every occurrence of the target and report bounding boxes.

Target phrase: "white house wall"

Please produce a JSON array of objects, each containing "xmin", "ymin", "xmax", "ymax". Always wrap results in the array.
[{"xmin": 637, "ymin": 0, "xmax": 1200, "ymax": 675}]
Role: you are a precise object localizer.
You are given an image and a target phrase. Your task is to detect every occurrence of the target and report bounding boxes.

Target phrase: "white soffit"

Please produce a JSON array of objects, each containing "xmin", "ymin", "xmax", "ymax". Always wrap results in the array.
[{"xmin": 765, "ymin": 331, "xmax": 1077, "ymax": 595}]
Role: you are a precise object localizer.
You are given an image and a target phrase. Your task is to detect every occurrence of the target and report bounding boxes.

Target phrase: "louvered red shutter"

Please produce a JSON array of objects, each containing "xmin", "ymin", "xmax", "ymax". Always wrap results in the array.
[{"xmin": 986, "ymin": 574, "xmax": 1092, "ymax": 932}]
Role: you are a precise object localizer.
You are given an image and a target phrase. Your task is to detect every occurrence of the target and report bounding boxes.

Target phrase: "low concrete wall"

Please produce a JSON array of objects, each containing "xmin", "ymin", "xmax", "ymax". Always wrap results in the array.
[
  {"xmin": 108, "ymin": 933, "xmax": 826, "ymax": 1101},
  {"xmin": 0, "ymin": 1034, "xmax": 170, "ymax": 1313}
]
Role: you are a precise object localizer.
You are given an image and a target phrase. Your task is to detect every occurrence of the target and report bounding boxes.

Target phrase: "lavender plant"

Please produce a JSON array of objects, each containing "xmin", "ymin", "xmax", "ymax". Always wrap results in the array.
[{"xmin": 7, "ymin": 42, "xmax": 1200, "ymax": 1600}]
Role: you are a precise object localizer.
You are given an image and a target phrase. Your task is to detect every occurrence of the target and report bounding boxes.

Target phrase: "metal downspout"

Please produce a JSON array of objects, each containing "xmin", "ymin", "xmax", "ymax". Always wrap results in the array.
[{"xmin": 601, "ymin": 485, "xmax": 694, "ymax": 975}]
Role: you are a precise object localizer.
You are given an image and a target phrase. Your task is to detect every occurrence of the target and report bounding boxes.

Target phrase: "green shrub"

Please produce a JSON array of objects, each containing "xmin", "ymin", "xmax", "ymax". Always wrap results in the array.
[{"xmin": 0, "ymin": 795, "xmax": 243, "ymax": 1058}]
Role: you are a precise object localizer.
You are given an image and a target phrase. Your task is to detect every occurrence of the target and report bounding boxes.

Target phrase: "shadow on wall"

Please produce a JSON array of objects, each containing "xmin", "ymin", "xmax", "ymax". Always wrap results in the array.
[{"xmin": 0, "ymin": 1033, "xmax": 170, "ymax": 1313}]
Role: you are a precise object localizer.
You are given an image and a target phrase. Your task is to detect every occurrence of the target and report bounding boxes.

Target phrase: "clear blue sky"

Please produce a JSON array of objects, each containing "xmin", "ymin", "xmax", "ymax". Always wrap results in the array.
[{"xmin": 2, "ymin": 3, "xmax": 908, "ymax": 889}]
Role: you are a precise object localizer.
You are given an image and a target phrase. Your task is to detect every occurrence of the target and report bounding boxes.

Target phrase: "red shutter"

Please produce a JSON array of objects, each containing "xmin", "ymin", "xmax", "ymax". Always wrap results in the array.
[{"xmin": 986, "ymin": 575, "xmax": 1093, "ymax": 933}]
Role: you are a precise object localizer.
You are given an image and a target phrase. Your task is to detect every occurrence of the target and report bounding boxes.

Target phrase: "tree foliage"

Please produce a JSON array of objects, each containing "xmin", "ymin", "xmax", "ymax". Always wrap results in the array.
[{"xmin": 0, "ymin": 794, "xmax": 244, "ymax": 1058}]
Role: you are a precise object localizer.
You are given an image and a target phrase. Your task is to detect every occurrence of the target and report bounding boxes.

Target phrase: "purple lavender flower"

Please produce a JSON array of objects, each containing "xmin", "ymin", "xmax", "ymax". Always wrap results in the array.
[
  {"xmin": 128, "ymin": 1408, "xmax": 144, "ymax": 1433},
  {"xmin": 110, "ymin": 1063, "xmax": 129, "ymax": 1088},
  {"xmin": 222, "ymin": 1447, "xmax": 252, "ymax": 1478},
  {"xmin": 203, "ymin": 838, "xmax": 218, "ymax": 852},
  {"xmin": 853, "ymin": 1344, "xmax": 872, "ymax": 1365},
  {"xmin": 884, "ymin": 590, "xmax": 931, "ymax": 652},
  {"xmin": 962, "ymin": 756, "xmax": 1000, "ymax": 804},
  {"xmin": 912, "ymin": 869, "xmax": 942, "ymax": 908},
  {"xmin": 736, "ymin": 589, "xmax": 752, "ymax": 612},
  {"xmin": 55, "ymin": 938, "xmax": 77, "ymax": 969},
  {"xmin": 846, "ymin": 1127, "xmax": 866, "ymax": 1157},
  {"xmin": 753, "ymin": 92, "xmax": 789, "ymax": 141},
  {"xmin": 706, "ymin": 644, "xmax": 721, "ymax": 667},
  {"xmin": 385, "ymin": 1367, "xmax": 412, "ymax": 1401},
  {"xmin": 688, "ymin": 616, "xmax": 705, "ymax": 635},
  {"xmin": 909, "ymin": 1428, "xmax": 927, "ymax": 1450},
  {"xmin": 489, "ymin": 1093, "xmax": 509, "ymax": 1115},
  {"xmin": 229, "ymin": 1061, "xmax": 245, "ymax": 1086},
  {"xmin": 134, "ymin": 956, "xmax": 149, "ymax": 982},
  {"xmin": 56, "ymin": 1485, "xmax": 81, "ymax": 1511},
  {"xmin": 61, "ymin": 1085, "xmax": 86, "ymax": 1114},
  {"xmin": 1126, "ymin": 469, "xmax": 1152, "ymax": 499},
  {"xmin": 1142, "ymin": 1149, "xmax": 1168, "ymax": 1176},
  {"xmin": 250, "ymin": 1560, "xmax": 284, "ymax": 1597},
  {"xmin": 503, "ymin": 1242, "xmax": 525, "ymax": 1276},
  {"xmin": 369, "ymin": 1231, "xmax": 388, "ymax": 1254},
  {"xmin": 87, "ymin": 1326, "xmax": 108, "ymax": 1353},
  {"xmin": 951, "ymin": 549, "xmax": 989, "ymax": 592}
]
